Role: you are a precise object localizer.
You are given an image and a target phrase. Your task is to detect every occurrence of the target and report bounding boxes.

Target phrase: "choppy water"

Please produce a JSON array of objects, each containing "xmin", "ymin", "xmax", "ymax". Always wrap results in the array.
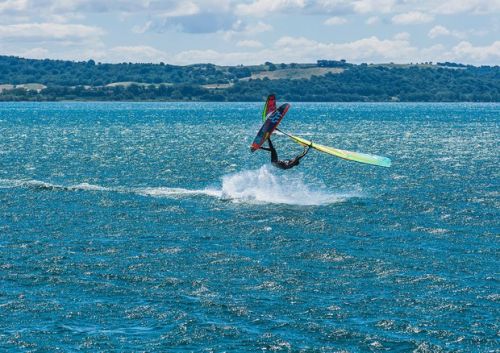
[{"xmin": 0, "ymin": 102, "xmax": 498, "ymax": 352}]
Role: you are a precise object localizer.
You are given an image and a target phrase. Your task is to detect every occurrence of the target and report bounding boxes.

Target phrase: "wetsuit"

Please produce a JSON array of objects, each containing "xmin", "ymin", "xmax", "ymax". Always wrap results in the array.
[{"xmin": 260, "ymin": 138, "xmax": 310, "ymax": 170}]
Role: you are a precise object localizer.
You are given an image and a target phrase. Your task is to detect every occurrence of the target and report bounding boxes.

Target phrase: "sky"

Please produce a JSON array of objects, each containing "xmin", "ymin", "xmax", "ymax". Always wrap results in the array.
[{"xmin": 0, "ymin": 0, "xmax": 499, "ymax": 65}]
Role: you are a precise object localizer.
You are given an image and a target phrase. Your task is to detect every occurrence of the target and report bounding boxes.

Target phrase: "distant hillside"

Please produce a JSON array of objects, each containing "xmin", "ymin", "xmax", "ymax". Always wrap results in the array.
[
  {"xmin": 0, "ymin": 56, "xmax": 498, "ymax": 102},
  {"xmin": 241, "ymin": 67, "xmax": 345, "ymax": 81}
]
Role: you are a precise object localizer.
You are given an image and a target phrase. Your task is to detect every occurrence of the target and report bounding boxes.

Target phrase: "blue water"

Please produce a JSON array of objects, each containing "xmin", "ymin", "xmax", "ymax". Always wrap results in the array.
[{"xmin": 0, "ymin": 102, "xmax": 498, "ymax": 352}]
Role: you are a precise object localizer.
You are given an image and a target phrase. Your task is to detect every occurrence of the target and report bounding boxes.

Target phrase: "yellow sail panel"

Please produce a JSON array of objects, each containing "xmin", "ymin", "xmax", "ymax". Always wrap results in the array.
[{"xmin": 286, "ymin": 133, "xmax": 392, "ymax": 168}]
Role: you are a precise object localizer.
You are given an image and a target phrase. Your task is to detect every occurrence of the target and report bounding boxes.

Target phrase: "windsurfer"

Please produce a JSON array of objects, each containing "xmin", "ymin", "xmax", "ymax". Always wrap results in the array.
[{"xmin": 260, "ymin": 138, "xmax": 311, "ymax": 170}]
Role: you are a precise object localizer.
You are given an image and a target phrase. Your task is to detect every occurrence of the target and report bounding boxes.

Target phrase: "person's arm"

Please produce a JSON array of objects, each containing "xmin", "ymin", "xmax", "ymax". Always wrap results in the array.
[
  {"xmin": 267, "ymin": 138, "xmax": 278, "ymax": 163},
  {"xmin": 296, "ymin": 145, "xmax": 311, "ymax": 159}
]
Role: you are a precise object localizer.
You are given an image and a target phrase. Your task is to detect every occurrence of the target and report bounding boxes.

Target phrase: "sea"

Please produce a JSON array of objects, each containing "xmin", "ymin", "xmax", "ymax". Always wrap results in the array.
[{"xmin": 0, "ymin": 102, "xmax": 498, "ymax": 352}]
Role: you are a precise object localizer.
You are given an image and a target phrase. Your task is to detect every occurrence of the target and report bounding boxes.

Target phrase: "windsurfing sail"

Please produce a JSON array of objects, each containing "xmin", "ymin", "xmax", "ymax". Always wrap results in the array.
[
  {"xmin": 251, "ymin": 103, "xmax": 290, "ymax": 152},
  {"xmin": 262, "ymin": 94, "xmax": 277, "ymax": 121},
  {"xmin": 277, "ymin": 128, "xmax": 392, "ymax": 168}
]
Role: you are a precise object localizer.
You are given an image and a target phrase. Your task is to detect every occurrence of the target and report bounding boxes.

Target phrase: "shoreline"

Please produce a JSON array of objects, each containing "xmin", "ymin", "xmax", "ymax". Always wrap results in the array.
[{"xmin": 0, "ymin": 100, "xmax": 499, "ymax": 103}]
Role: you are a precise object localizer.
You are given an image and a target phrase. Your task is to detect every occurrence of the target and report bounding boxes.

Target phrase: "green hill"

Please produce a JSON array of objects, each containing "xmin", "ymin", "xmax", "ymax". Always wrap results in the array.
[{"xmin": 0, "ymin": 56, "xmax": 498, "ymax": 102}]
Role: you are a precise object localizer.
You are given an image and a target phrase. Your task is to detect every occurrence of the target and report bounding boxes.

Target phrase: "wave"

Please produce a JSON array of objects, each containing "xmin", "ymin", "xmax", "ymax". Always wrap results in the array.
[
  {"xmin": 0, "ymin": 179, "xmax": 66, "ymax": 190},
  {"xmin": 0, "ymin": 167, "xmax": 362, "ymax": 206},
  {"xmin": 71, "ymin": 182, "xmax": 112, "ymax": 192},
  {"xmin": 134, "ymin": 186, "xmax": 221, "ymax": 198},
  {"xmin": 0, "ymin": 179, "xmax": 112, "ymax": 192}
]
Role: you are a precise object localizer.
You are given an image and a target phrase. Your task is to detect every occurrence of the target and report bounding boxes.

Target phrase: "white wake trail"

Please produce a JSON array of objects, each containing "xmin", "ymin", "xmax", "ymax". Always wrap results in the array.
[
  {"xmin": 139, "ymin": 166, "xmax": 361, "ymax": 205},
  {"xmin": 1, "ymin": 166, "xmax": 362, "ymax": 206}
]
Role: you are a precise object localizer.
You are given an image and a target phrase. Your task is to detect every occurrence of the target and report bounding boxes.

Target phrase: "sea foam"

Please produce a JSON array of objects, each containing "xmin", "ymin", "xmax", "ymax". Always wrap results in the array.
[
  {"xmin": 133, "ymin": 166, "xmax": 360, "ymax": 205},
  {"xmin": 1, "ymin": 166, "xmax": 361, "ymax": 206},
  {"xmin": 216, "ymin": 165, "xmax": 359, "ymax": 205}
]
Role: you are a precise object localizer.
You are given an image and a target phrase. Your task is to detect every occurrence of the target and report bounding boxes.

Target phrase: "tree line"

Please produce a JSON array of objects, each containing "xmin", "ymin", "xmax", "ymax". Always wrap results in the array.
[{"xmin": 0, "ymin": 56, "xmax": 498, "ymax": 102}]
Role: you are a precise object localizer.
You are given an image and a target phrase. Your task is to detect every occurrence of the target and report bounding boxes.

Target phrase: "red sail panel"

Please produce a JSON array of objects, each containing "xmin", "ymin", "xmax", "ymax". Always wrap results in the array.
[{"xmin": 262, "ymin": 94, "xmax": 277, "ymax": 121}]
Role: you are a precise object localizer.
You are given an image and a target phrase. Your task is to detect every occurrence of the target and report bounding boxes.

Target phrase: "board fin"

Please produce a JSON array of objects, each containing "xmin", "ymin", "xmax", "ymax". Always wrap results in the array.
[{"xmin": 277, "ymin": 129, "xmax": 391, "ymax": 168}]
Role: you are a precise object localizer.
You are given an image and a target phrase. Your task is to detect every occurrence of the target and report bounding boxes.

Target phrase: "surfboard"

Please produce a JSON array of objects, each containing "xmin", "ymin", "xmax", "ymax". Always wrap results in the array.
[{"xmin": 250, "ymin": 103, "xmax": 290, "ymax": 152}]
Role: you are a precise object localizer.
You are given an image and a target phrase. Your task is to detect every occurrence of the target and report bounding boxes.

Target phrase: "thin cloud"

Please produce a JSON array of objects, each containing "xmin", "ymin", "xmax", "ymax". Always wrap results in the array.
[
  {"xmin": 106, "ymin": 45, "xmax": 169, "ymax": 63},
  {"xmin": 428, "ymin": 25, "xmax": 466, "ymax": 39},
  {"xmin": 352, "ymin": 0, "xmax": 396, "ymax": 14},
  {"xmin": 19, "ymin": 47, "xmax": 49, "ymax": 59},
  {"xmin": 163, "ymin": 12, "xmax": 238, "ymax": 34},
  {"xmin": 1, "ymin": 0, "xmax": 498, "ymax": 66},
  {"xmin": 0, "ymin": 22, "xmax": 104, "ymax": 42},
  {"xmin": 0, "ymin": 0, "xmax": 28, "ymax": 13},
  {"xmin": 365, "ymin": 16, "xmax": 380, "ymax": 25},
  {"xmin": 222, "ymin": 21, "xmax": 273, "ymax": 41},
  {"xmin": 5, "ymin": 34, "xmax": 499, "ymax": 66},
  {"xmin": 392, "ymin": 11, "xmax": 434, "ymax": 25},
  {"xmin": 273, "ymin": 34, "xmax": 419, "ymax": 63},
  {"xmin": 236, "ymin": 40, "xmax": 263, "ymax": 48},
  {"xmin": 236, "ymin": 0, "xmax": 306, "ymax": 17},
  {"xmin": 324, "ymin": 16, "xmax": 348, "ymax": 26},
  {"xmin": 452, "ymin": 40, "xmax": 500, "ymax": 61},
  {"xmin": 156, "ymin": 2, "xmax": 200, "ymax": 18},
  {"xmin": 432, "ymin": 0, "xmax": 500, "ymax": 15}
]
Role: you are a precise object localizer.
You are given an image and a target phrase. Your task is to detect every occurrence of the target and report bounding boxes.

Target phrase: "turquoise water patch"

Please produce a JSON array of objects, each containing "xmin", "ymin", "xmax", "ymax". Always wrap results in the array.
[{"xmin": 0, "ymin": 102, "xmax": 498, "ymax": 351}]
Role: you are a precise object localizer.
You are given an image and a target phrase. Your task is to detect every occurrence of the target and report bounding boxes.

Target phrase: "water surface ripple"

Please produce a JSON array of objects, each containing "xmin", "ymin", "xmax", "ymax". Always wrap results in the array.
[{"xmin": 0, "ymin": 102, "xmax": 498, "ymax": 352}]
